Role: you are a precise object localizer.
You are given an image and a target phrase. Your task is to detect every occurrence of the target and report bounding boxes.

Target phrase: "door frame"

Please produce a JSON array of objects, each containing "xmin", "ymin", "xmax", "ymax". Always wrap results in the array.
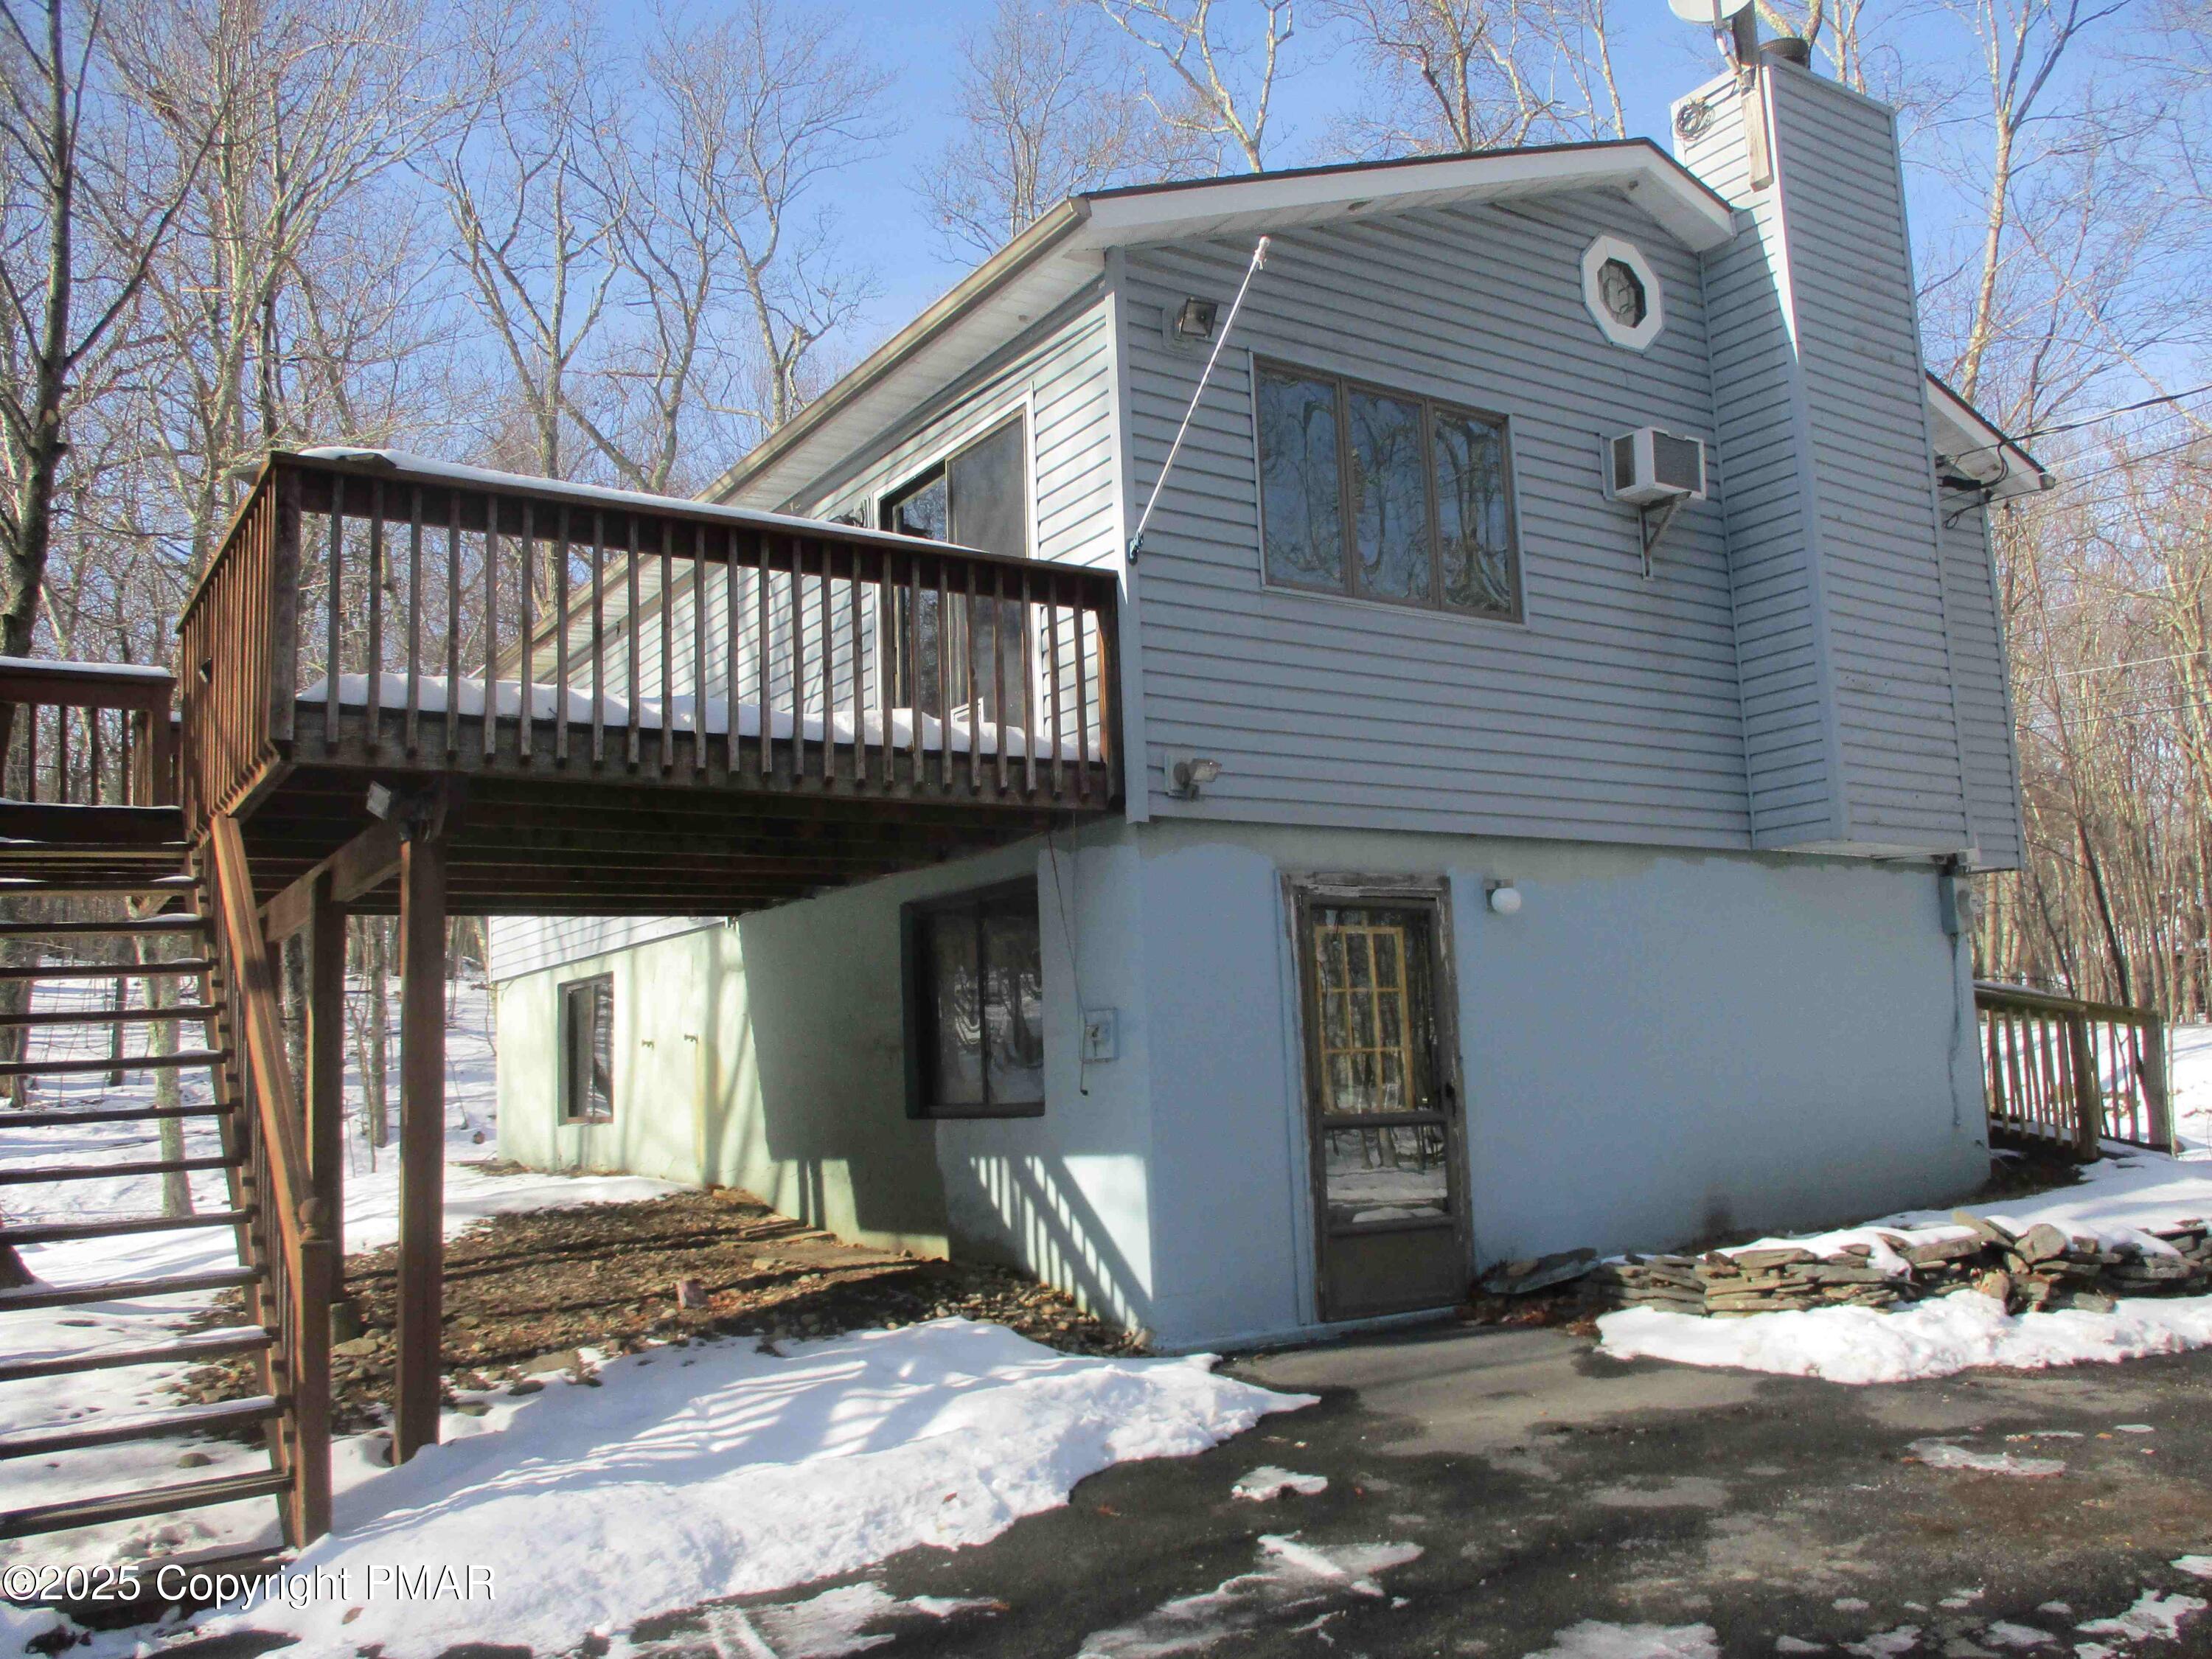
[{"xmin": 1282, "ymin": 873, "xmax": 1472, "ymax": 1324}]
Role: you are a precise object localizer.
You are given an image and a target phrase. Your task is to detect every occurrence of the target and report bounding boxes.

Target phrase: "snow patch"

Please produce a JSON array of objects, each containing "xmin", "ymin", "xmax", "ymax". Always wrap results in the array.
[
  {"xmin": 1600, "ymin": 1290, "xmax": 2212, "ymax": 1385},
  {"xmin": 2173, "ymin": 1555, "xmax": 2212, "ymax": 1579},
  {"xmin": 2075, "ymin": 1590, "xmax": 2208, "ymax": 1642},
  {"xmin": 175, "ymin": 1321, "xmax": 1307, "ymax": 1659},
  {"xmin": 1231, "ymin": 1466, "xmax": 1329, "ymax": 1501},
  {"xmin": 1907, "ymin": 1439, "xmax": 2066, "ymax": 1478},
  {"xmin": 1521, "ymin": 1621, "xmax": 1720, "ymax": 1659},
  {"xmin": 619, "ymin": 1581, "xmax": 998, "ymax": 1658},
  {"xmin": 1072, "ymin": 1534, "xmax": 1420, "ymax": 1656},
  {"xmin": 1980, "ymin": 1622, "xmax": 2056, "ymax": 1649},
  {"xmin": 1840, "ymin": 1628, "xmax": 1920, "ymax": 1658}
]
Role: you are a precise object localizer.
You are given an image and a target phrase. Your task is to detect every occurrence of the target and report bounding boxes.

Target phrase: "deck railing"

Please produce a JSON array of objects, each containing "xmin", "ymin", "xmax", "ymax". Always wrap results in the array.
[
  {"xmin": 204, "ymin": 813, "xmax": 334, "ymax": 1544},
  {"xmin": 0, "ymin": 658, "xmax": 176, "ymax": 808},
  {"xmin": 1976, "ymin": 981, "xmax": 2174, "ymax": 1157},
  {"xmin": 178, "ymin": 451, "xmax": 1124, "ymax": 831}
]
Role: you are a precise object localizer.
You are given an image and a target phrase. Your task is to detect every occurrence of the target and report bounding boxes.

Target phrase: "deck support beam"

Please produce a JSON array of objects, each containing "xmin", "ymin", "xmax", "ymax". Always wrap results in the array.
[{"xmin": 392, "ymin": 832, "xmax": 447, "ymax": 1464}]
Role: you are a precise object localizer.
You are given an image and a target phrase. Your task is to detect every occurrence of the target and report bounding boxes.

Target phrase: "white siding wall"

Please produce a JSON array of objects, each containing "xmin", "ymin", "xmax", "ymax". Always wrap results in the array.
[{"xmin": 1119, "ymin": 191, "xmax": 1751, "ymax": 848}]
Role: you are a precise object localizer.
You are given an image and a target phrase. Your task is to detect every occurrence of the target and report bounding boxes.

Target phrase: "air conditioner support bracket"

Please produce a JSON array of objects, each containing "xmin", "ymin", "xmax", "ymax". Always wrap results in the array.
[{"xmin": 1638, "ymin": 495, "xmax": 1687, "ymax": 580}]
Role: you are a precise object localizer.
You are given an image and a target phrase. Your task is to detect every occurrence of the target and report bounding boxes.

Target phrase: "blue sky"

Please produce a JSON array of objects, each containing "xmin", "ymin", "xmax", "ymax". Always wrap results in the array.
[{"xmin": 806, "ymin": 1, "xmax": 1969, "ymax": 352}]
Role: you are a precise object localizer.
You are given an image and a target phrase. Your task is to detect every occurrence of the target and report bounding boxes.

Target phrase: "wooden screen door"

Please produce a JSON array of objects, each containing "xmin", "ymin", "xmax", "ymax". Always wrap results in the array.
[{"xmin": 1291, "ymin": 883, "xmax": 1470, "ymax": 1321}]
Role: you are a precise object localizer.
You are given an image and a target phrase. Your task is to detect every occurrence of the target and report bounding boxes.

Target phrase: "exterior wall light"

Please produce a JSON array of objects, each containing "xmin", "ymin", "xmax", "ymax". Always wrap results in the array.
[
  {"xmin": 1169, "ymin": 754, "xmax": 1222, "ymax": 799},
  {"xmin": 1486, "ymin": 880, "xmax": 1523, "ymax": 916},
  {"xmin": 1172, "ymin": 296, "xmax": 1219, "ymax": 343}
]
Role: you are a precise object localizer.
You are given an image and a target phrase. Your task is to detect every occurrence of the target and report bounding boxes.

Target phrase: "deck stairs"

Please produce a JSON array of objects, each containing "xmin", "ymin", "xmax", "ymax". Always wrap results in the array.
[{"xmin": 0, "ymin": 875, "xmax": 291, "ymax": 1555}]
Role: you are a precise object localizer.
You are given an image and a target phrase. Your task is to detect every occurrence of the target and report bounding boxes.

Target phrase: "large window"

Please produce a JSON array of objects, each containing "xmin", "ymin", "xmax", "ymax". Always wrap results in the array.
[
  {"xmin": 560, "ymin": 974, "xmax": 613, "ymax": 1124},
  {"xmin": 880, "ymin": 416, "xmax": 1029, "ymax": 720},
  {"xmin": 1254, "ymin": 360, "xmax": 1522, "ymax": 621},
  {"xmin": 902, "ymin": 880, "xmax": 1046, "ymax": 1118}
]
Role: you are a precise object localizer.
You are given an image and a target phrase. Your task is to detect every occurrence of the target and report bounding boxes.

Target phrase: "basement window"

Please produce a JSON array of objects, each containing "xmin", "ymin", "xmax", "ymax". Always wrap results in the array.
[
  {"xmin": 902, "ymin": 880, "xmax": 1045, "ymax": 1118},
  {"xmin": 1253, "ymin": 359, "xmax": 1522, "ymax": 622},
  {"xmin": 560, "ymin": 974, "xmax": 614, "ymax": 1124}
]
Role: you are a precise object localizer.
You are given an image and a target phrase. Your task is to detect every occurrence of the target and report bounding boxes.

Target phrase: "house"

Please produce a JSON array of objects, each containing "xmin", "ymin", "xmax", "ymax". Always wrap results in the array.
[{"xmin": 484, "ymin": 44, "xmax": 2042, "ymax": 1353}]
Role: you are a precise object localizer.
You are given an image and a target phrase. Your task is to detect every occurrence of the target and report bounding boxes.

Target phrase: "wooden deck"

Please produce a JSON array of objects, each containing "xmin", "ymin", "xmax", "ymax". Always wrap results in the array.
[{"xmin": 167, "ymin": 450, "xmax": 1124, "ymax": 914}]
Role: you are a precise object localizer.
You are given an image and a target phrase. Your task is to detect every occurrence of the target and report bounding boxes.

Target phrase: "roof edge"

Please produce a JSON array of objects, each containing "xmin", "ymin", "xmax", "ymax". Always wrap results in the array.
[
  {"xmin": 707, "ymin": 200, "xmax": 1089, "ymax": 507},
  {"xmin": 1925, "ymin": 372, "xmax": 2055, "ymax": 498}
]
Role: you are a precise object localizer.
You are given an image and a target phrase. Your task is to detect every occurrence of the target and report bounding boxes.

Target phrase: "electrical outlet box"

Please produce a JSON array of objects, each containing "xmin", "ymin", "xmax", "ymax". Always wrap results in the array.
[{"xmin": 1082, "ymin": 1008, "xmax": 1119, "ymax": 1062}]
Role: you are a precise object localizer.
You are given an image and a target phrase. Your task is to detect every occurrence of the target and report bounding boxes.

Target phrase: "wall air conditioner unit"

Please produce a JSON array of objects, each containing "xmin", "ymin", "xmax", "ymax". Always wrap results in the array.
[
  {"xmin": 1607, "ymin": 428, "xmax": 1706, "ymax": 505},
  {"xmin": 1604, "ymin": 427, "xmax": 1706, "ymax": 579}
]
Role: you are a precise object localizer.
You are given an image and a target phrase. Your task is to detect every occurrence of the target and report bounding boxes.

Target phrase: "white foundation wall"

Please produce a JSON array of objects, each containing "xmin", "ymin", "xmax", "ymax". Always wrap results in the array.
[
  {"xmin": 494, "ymin": 820, "xmax": 1990, "ymax": 1355},
  {"xmin": 1127, "ymin": 821, "xmax": 1990, "ymax": 1350},
  {"xmin": 492, "ymin": 822, "xmax": 1164, "ymax": 1330}
]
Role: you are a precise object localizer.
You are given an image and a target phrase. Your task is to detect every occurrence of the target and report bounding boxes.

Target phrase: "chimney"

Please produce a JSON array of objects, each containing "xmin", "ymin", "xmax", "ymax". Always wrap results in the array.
[{"xmin": 1669, "ymin": 43, "xmax": 1975, "ymax": 857}]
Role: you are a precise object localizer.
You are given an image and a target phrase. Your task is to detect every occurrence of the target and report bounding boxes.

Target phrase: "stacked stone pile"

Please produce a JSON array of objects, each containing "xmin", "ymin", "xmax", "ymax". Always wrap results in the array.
[{"xmin": 1569, "ymin": 1211, "xmax": 2212, "ymax": 1320}]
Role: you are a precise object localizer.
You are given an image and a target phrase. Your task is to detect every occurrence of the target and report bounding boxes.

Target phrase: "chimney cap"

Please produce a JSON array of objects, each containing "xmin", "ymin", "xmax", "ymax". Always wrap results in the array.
[{"xmin": 1761, "ymin": 35, "xmax": 1812, "ymax": 66}]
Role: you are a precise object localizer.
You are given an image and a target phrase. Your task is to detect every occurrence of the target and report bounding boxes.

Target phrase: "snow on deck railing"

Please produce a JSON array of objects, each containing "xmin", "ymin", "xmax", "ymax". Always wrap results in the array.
[{"xmin": 179, "ymin": 448, "xmax": 1121, "ymax": 824}]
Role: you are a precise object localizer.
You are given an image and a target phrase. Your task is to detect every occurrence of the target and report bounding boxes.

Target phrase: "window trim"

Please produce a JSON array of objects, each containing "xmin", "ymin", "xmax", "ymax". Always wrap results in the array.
[
  {"xmin": 874, "ymin": 408, "xmax": 1035, "ymax": 557},
  {"xmin": 900, "ymin": 877, "xmax": 1048, "ymax": 1121},
  {"xmin": 557, "ymin": 973, "xmax": 615, "ymax": 1126},
  {"xmin": 1249, "ymin": 355, "xmax": 1526, "ymax": 626},
  {"xmin": 1580, "ymin": 234, "xmax": 1665, "ymax": 351}
]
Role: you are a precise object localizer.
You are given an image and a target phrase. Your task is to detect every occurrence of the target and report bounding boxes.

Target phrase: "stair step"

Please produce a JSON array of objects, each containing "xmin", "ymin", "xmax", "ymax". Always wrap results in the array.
[
  {"xmin": 0, "ymin": 1046, "xmax": 229, "ymax": 1077},
  {"xmin": 0, "ymin": 957, "xmax": 214, "ymax": 981},
  {"xmin": 0, "ymin": 914, "xmax": 206, "ymax": 939},
  {"xmin": 0, "ymin": 1324, "xmax": 272, "ymax": 1384},
  {"xmin": 0, "ymin": 1004, "xmax": 218, "ymax": 1027},
  {"xmin": 0, "ymin": 1394, "xmax": 279, "ymax": 1460},
  {"xmin": 0, "ymin": 1469, "xmax": 290, "ymax": 1541},
  {"xmin": 0, "ymin": 1154, "xmax": 235, "ymax": 1186},
  {"xmin": 0, "ymin": 1206, "xmax": 252, "ymax": 1248},
  {"xmin": 0, "ymin": 1265, "xmax": 261, "ymax": 1312},
  {"xmin": 0, "ymin": 1099, "xmax": 233, "ymax": 1128}
]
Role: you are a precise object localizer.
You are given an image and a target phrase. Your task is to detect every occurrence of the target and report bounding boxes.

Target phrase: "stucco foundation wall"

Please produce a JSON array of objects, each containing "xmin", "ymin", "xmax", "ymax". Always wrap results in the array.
[
  {"xmin": 493, "ymin": 822, "xmax": 1162, "ymax": 1326},
  {"xmin": 1127, "ymin": 821, "xmax": 1989, "ymax": 1350}
]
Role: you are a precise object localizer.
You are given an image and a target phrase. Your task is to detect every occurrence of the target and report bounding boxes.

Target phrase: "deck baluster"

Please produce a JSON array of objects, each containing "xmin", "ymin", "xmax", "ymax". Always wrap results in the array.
[
  {"xmin": 1046, "ymin": 577, "xmax": 1064, "ymax": 799},
  {"xmin": 518, "ymin": 501, "xmax": 535, "ymax": 762},
  {"xmin": 481, "ymin": 493, "xmax": 498, "ymax": 763},
  {"xmin": 324, "ymin": 502, "xmax": 344, "ymax": 757},
  {"xmin": 658, "ymin": 521, "xmax": 674, "ymax": 774},
  {"xmin": 366, "ymin": 481, "xmax": 384, "ymax": 752},
  {"xmin": 817, "ymin": 542, "xmax": 832, "ymax": 786},
  {"xmin": 993, "ymin": 566, "xmax": 1008, "ymax": 794},
  {"xmin": 1020, "ymin": 566, "xmax": 1037, "ymax": 797},
  {"xmin": 591, "ymin": 512, "xmax": 606, "ymax": 765},
  {"xmin": 405, "ymin": 488, "xmax": 424, "ymax": 757},
  {"xmin": 444, "ymin": 493, "xmax": 461, "ymax": 760},
  {"xmin": 789, "ymin": 538, "xmax": 807, "ymax": 782},
  {"xmin": 694, "ymin": 524, "xmax": 709, "ymax": 776},
  {"xmin": 554, "ymin": 507, "xmax": 572, "ymax": 766}
]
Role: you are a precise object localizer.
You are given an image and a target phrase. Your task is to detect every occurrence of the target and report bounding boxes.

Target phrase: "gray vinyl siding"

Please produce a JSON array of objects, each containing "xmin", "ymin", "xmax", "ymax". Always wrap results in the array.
[
  {"xmin": 1678, "ymin": 82, "xmax": 1843, "ymax": 847},
  {"xmin": 1119, "ymin": 191, "xmax": 1751, "ymax": 848},
  {"xmin": 1939, "ymin": 502, "xmax": 2024, "ymax": 869},
  {"xmin": 1770, "ymin": 69, "xmax": 1972, "ymax": 852}
]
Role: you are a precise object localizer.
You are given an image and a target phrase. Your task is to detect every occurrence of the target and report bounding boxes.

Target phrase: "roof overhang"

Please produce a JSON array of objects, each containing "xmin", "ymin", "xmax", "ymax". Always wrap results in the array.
[
  {"xmin": 1925, "ymin": 374, "xmax": 2054, "ymax": 499},
  {"xmin": 712, "ymin": 140, "xmax": 1736, "ymax": 512}
]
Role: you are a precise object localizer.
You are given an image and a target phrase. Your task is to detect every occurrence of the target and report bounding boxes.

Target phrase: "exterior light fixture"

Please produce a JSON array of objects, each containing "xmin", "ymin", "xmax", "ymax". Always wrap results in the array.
[
  {"xmin": 1169, "ymin": 755, "xmax": 1222, "ymax": 799},
  {"xmin": 1172, "ymin": 296, "xmax": 1220, "ymax": 343},
  {"xmin": 1486, "ymin": 880, "xmax": 1523, "ymax": 917}
]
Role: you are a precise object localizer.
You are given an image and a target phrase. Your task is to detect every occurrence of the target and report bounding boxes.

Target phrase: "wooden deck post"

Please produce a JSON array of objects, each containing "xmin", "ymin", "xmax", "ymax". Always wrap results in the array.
[
  {"xmin": 393, "ymin": 833, "xmax": 448, "ymax": 1463},
  {"xmin": 303, "ymin": 871, "xmax": 345, "ymax": 1256}
]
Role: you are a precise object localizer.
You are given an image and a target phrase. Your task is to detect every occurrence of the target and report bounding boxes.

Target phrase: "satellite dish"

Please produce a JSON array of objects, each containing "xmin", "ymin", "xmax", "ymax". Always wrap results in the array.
[{"xmin": 1668, "ymin": 0, "xmax": 1752, "ymax": 21}]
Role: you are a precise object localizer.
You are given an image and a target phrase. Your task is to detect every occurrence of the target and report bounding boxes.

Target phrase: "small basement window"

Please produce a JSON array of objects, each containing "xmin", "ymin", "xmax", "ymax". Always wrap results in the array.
[
  {"xmin": 903, "ymin": 880, "xmax": 1046, "ymax": 1118},
  {"xmin": 560, "ymin": 973, "xmax": 614, "ymax": 1124},
  {"xmin": 1253, "ymin": 359, "xmax": 1522, "ymax": 622}
]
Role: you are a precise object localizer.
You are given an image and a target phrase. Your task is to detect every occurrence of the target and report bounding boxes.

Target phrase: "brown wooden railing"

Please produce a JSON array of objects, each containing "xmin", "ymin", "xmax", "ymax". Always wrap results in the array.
[
  {"xmin": 204, "ymin": 812, "xmax": 333, "ymax": 1543},
  {"xmin": 178, "ymin": 451, "xmax": 1124, "ymax": 831},
  {"xmin": 1977, "ymin": 981, "xmax": 2174, "ymax": 1158},
  {"xmin": 0, "ymin": 658, "xmax": 176, "ymax": 807}
]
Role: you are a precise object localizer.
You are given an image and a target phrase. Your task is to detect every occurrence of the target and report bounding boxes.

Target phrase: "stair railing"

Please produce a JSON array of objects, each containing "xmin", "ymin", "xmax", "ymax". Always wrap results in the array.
[
  {"xmin": 0, "ymin": 658, "xmax": 177, "ymax": 807},
  {"xmin": 205, "ymin": 812, "xmax": 334, "ymax": 1545}
]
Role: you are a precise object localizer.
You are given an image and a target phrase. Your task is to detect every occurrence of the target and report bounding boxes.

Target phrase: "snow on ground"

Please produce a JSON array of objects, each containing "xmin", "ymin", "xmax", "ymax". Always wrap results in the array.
[
  {"xmin": 0, "ymin": 977, "xmax": 680, "ymax": 1578},
  {"xmin": 1070, "ymin": 1533, "xmax": 1421, "ymax": 1658},
  {"xmin": 73, "ymin": 1321, "xmax": 1304, "ymax": 1659},
  {"xmin": 1599, "ymin": 1147, "xmax": 2212, "ymax": 1383},
  {"xmin": 2172, "ymin": 1020, "xmax": 2212, "ymax": 1155}
]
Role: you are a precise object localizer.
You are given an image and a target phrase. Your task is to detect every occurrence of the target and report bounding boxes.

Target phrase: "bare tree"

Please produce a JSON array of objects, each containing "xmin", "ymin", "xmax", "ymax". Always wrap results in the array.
[
  {"xmin": 923, "ymin": 0, "xmax": 1205, "ymax": 256},
  {"xmin": 638, "ymin": 0, "xmax": 891, "ymax": 442},
  {"xmin": 1090, "ymin": 0, "xmax": 1294, "ymax": 173},
  {"xmin": 0, "ymin": 0, "xmax": 210, "ymax": 659}
]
